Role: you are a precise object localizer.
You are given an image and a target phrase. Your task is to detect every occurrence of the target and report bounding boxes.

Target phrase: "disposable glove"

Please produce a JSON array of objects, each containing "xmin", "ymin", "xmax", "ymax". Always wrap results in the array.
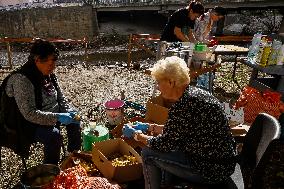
[
  {"xmin": 69, "ymin": 111, "xmax": 77, "ymax": 117},
  {"xmin": 68, "ymin": 111, "xmax": 81, "ymax": 125},
  {"xmin": 133, "ymin": 122, "xmax": 149, "ymax": 133},
  {"xmin": 57, "ymin": 113, "xmax": 74, "ymax": 125},
  {"xmin": 122, "ymin": 125, "xmax": 137, "ymax": 139},
  {"xmin": 69, "ymin": 111, "xmax": 81, "ymax": 120}
]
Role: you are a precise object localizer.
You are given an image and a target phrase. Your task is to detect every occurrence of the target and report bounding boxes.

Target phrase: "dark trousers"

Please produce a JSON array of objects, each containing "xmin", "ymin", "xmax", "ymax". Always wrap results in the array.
[{"xmin": 34, "ymin": 123, "xmax": 81, "ymax": 165}]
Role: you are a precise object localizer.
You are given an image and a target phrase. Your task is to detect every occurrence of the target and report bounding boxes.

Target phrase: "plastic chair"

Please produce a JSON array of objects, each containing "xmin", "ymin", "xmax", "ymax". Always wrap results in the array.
[
  {"xmin": 239, "ymin": 113, "xmax": 281, "ymax": 188},
  {"xmin": 250, "ymin": 139, "xmax": 284, "ymax": 189},
  {"xmin": 170, "ymin": 113, "xmax": 280, "ymax": 189}
]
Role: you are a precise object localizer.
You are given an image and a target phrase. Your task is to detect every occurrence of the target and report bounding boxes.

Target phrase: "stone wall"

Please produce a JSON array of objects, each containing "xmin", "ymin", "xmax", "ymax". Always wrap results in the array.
[{"xmin": 0, "ymin": 6, "xmax": 98, "ymax": 40}]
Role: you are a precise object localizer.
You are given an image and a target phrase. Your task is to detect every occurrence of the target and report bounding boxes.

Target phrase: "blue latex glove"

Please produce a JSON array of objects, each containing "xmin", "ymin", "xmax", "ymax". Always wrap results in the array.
[
  {"xmin": 133, "ymin": 122, "xmax": 149, "ymax": 133},
  {"xmin": 68, "ymin": 111, "xmax": 81, "ymax": 125},
  {"xmin": 57, "ymin": 113, "xmax": 74, "ymax": 125},
  {"xmin": 122, "ymin": 125, "xmax": 136, "ymax": 139},
  {"xmin": 69, "ymin": 111, "xmax": 77, "ymax": 117}
]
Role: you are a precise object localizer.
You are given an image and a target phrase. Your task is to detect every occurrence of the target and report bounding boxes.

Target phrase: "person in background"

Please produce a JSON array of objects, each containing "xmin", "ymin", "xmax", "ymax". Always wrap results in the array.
[
  {"xmin": 160, "ymin": 1, "xmax": 204, "ymax": 42},
  {"xmin": 1, "ymin": 39, "xmax": 81, "ymax": 165},
  {"xmin": 122, "ymin": 56, "xmax": 236, "ymax": 188},
  {"xmin": 194, "ymin": 6, "xmax": 227, "ymax": 43}
]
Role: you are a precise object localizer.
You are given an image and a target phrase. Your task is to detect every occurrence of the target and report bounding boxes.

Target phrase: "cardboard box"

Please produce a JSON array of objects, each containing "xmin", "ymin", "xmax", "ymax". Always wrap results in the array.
[
  {"xmin": 145, "ymin": 95, "xmax": 169, "ymax": 125},
  {"xmin": 231, "ymin": 124, "xmax": 250, "ymax": 136},
  {"xmin": 92, "ymin": 138, "xmax": 143, "ymax": 183},
  {"xmin": 223, "ymin": 103, "xmax": 244, "ymax": 125}
]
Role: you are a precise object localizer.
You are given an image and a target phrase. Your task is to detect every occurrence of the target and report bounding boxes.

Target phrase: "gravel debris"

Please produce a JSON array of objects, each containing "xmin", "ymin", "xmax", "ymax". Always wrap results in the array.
[{"xmin": 0, "ymin": 47, "xmax": 251, "ymax": 188}]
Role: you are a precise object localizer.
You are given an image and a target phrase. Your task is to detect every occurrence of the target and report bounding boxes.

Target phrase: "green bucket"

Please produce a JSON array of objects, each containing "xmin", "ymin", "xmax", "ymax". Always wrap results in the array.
[
  {"xmin": 194, "ymin": 43, "xmax": 207, "ymax": 52},
  {"xmin": 82, "ymin": 124, "xmax": 109, "ymax": 151}
]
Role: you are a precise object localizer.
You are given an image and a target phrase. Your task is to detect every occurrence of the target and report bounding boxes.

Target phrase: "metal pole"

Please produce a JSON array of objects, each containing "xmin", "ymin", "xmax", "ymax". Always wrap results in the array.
[
  {"xmin": 84, "ymin": 38, "xmax": 88, "ymax": 61},
  {"xmin": 127, "ymin": 34, "xmax": 133, "ymax": 67}
]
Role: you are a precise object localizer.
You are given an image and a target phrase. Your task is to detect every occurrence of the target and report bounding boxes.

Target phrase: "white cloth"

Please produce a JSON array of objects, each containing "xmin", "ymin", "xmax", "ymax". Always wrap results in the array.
[{"xmin": 194, "ymin": 11, "xmax": 212, "ymax": 42}]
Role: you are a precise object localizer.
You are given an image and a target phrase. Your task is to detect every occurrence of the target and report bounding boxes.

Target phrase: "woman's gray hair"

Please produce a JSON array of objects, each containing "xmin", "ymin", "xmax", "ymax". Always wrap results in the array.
[{"xmin": 150, "ymin": 56, "xmax": 190, "ymax": 87}]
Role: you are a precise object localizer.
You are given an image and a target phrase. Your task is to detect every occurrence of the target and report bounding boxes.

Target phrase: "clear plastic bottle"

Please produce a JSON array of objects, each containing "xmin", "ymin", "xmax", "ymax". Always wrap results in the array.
[
  {"xmin": 268, "ymin": 40, "xmax": 282, "ymax": 66},
  {"xmin": 247, "ymin": 33, "xmax": 262, "ymax": 62}
]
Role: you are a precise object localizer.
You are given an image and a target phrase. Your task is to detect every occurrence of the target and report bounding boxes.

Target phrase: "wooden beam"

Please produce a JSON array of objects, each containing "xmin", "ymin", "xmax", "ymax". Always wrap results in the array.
[{"xmin": 127, "ymin": 34, "xmax": 133, "ymax": 67}]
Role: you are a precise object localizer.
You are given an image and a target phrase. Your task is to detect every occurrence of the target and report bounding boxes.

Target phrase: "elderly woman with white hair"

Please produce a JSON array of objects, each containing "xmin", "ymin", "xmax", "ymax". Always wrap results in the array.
[{"xmin": 123, "ymin": 56, "xmax": 237, "ymax": 188}]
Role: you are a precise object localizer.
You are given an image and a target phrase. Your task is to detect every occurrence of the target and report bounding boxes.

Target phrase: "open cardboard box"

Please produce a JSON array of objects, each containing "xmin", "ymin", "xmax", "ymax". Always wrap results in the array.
[
  {"xmin": 111, "ymin": 95, "xmax": 169, "ymax": 149},
  {"xmin": 145, "ymin": 94, "xmax": 169, "ymax": 125},
  {"xmin": 92, "ymin": 138, "xmax": 143, "ymax": 183}
]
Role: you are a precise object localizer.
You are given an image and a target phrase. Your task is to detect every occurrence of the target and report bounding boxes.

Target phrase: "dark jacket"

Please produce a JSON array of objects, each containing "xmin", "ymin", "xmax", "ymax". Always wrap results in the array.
[{"xmin": 0, "ymin": 62, "xmax": 58, "ymax": 158}]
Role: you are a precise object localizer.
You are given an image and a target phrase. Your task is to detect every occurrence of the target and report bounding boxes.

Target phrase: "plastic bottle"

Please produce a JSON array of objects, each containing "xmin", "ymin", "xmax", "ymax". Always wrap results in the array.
[
  {"xmin": 247, "ymin": 33, "xmax": 262, "ymax": 62},
  {"xmin": 277, "ymin": 45, "xmax": 284, "ymax": 66},
  {"xmin": 267, "ymin": 40, "xmax": 282, "ymax": 66},
  {"xmin": 255, "ymin": 38, "xmax": 267, "ymax": 64},
  {"xmin": 260, "ymin": 39, "xmax": 272, "ymax": 67}
]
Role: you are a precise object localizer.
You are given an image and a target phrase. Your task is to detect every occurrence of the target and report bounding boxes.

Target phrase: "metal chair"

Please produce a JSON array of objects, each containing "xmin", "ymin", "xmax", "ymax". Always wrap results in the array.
[{"xmin": 250, "ymin": 139, "xmax": 284, "ymax": 189}]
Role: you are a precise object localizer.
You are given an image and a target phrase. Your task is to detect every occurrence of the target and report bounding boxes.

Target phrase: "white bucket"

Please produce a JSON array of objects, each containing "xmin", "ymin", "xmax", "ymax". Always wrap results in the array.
[{"xmin": 104, "ymin": 99, "xmax": 124, "ymax": 126}]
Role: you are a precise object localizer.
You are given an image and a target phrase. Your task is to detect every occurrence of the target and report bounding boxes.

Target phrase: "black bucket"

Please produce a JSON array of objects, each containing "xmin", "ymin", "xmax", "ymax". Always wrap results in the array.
[{"xmin": 20, "ymin": 164, "xmax": 60, "ymax": 189}]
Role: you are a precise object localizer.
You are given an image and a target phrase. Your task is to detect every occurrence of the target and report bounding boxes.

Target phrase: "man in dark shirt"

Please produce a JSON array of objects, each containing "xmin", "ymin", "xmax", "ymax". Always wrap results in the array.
[{"xmin": 160, "ymin": 1, "xmax": 204, "ymax": 42}]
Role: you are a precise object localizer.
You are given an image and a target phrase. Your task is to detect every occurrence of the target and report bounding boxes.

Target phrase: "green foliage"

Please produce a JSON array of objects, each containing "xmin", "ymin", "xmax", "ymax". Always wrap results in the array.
[
  {"xmin": 240, "ymin": 9, "xmax": 283, "ymax": 35},
  {"xmin": 81, "ymin": 0, "xmax": 95, "ymax": 5}
]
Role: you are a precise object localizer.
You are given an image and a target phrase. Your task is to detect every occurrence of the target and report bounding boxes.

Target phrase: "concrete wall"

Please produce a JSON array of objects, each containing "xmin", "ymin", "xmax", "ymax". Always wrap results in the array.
[
  {"xmin": 0, "ymin": 0, "xmax": 29, "ymax": 6},
  {"xmin": 97, "ymin": 11, "xmax": 168, "ymax": 35},
  {"xmin": 0, "ymin": 5, "xmax": 98, "ymax": 39}
]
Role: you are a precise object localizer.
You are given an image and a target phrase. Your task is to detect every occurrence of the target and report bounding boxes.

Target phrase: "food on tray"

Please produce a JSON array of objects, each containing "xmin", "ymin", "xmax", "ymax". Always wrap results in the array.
[
  {"xmin": 91, "ymin": 129, "xmax": 99, "ymax": 137},
  {"xmin": 85, "ymin": 122, "xmax": 106, "ymax": 137},
  {"xmin": 73, "ymin": 157, "xmax": 101, "ymax": 177},
  {"xmin": 108, "ymin": 152, "xmax": 138, "ymax": 167}
]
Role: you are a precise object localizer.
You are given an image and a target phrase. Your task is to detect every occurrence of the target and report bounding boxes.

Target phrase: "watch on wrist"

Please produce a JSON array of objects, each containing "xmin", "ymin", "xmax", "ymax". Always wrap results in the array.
[{"xmin": 134, "ymin": 130, "xmax": 142, "ymax": 141}]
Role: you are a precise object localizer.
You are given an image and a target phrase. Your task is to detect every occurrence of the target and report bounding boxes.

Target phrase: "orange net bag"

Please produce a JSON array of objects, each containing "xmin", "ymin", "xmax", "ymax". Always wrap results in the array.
[
  {"xmin": 234, "ymin": 86, "xmax": 284, "ymax": 123},
  {"xmin": 51, "ymin": 165, "xmax": 121, "ymax": 189}
]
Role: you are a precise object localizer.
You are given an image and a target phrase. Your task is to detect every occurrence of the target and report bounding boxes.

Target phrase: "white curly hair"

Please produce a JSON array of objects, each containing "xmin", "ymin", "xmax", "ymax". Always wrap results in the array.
[{"xmin": 150, "ymin": 56, "xmax": 190, "ymax": 87}]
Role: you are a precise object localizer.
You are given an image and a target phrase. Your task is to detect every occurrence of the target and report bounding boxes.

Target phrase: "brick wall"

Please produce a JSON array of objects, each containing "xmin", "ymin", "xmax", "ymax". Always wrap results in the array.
[{"xmin": 0, "ymin": 5, "xmax": 98, "ymax": 39}]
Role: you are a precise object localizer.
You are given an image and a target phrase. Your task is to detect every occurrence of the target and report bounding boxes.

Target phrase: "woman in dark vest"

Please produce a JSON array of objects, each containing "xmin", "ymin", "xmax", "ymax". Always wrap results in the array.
[{"xmin": 2, "ymin": 39, "xmax": 81, "ymax": 165}]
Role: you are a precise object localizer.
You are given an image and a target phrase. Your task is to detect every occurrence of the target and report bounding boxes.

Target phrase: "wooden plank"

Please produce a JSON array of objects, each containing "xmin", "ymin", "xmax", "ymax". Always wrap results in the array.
[
  {"xmin": 214, "ymin": 36, "xmax": 253, "ymax": 43},
  {"xmin": 145, "ymin": 63, "xmax": 221, "ymax": 78},
  {"xmin": 0, "ymin": 37, "xmax": 84, "ymax": 43},
  {"xmin": 132, "ymin": 34, "xmax": 160, "ymax": 40}
]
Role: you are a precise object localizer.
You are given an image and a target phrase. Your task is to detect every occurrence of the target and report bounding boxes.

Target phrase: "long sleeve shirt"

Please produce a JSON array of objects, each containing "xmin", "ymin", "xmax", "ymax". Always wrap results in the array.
[
  {"xmin": 148, "ymin": 86, "xmax": 236, "ymax": 183},
  {"xmin": 5, "ymin": 73, "xmax": 74, "ymax": 126}
]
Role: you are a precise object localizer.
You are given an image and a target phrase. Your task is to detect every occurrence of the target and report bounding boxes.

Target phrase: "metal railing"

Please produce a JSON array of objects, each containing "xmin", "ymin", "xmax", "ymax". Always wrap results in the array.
[{"xmin": 0, "ymin": 0, "xmax": 270, "ymax": 10}]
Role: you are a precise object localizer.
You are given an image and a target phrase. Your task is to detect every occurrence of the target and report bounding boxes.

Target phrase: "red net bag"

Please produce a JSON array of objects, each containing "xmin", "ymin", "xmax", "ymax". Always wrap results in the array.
[
  {"xmin": 234, "ymin": 86, "xmax": 284, "ymax": 123},
  {"xmin": 52, "ymin": 165, "xmax": 121, "ymax": 189}
]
